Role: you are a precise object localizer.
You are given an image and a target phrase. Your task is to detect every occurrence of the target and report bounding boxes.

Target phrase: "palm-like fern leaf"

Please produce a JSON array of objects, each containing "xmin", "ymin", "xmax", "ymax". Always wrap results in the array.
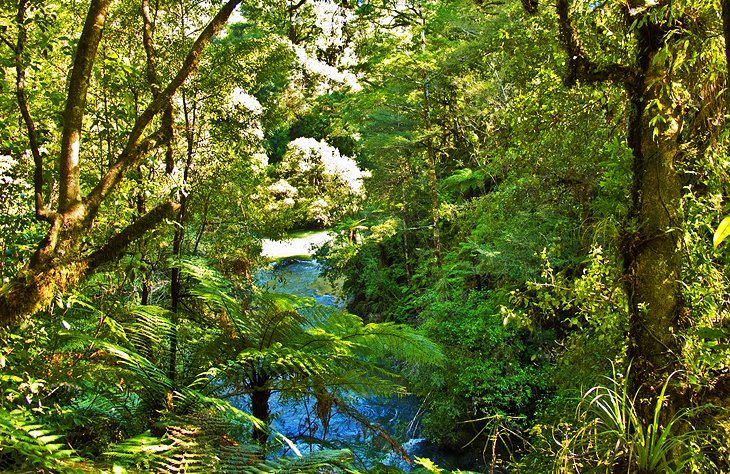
[
  {"xmin": 0, "ymin": 408, "xmax": 84, "ymax": 473},
  {"xmin": 126, "ymin": 305, "xmax": 176, "ymax": 352},
  {"xmin": 105, "ymin": 409, "xmax": 355, "ymax": 473}
]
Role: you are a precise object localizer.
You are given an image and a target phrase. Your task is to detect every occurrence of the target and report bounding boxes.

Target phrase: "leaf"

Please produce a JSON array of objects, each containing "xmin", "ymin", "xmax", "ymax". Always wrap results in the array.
[
  {"xmin": 414, "ymin": 457, "xmax": 444, "ymax": 473},
  {"xmin": 696, "ymin": 326, "xmax": 726, "ymax": 340},
  {"xmin": 714, "ymin": 216, "xmax": 730, "ymax": 248}
]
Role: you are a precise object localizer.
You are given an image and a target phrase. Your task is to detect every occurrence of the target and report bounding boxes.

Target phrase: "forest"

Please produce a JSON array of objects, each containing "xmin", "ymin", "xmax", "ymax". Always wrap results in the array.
[{"xmin": 0, "ymin": 0, "xmax": 729, "ymax": 472}]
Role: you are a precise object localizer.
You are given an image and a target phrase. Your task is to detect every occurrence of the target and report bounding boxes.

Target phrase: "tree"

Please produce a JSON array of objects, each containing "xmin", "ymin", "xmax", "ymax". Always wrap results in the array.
[
  {"xmin": 354, "ymin": 0, "xmax": 446, "ymax": 268},
  {"xmin": 219, "ymin": 289, "xmax": 443, "ymax": 452},
  {"xmin": 524, "ymin": 0, "xmax": 724, "ymax": 416},
  {"xmin": 268, "ymin": 137, "xmax": 369, "ymax": 228},
  {"xmin": 0, "ymin": 0, "xmax": 244, "ymax": 326}
]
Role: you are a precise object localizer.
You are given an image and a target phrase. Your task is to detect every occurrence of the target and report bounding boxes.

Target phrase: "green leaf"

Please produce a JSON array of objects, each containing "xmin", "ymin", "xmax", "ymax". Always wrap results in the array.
[
  {"xmin": 713, "ymin": 216, "xmax": 730, "ymax": 248},
  {"xmin": 696, "ymin": 327, "xmax": 726, "ymax": 340}
]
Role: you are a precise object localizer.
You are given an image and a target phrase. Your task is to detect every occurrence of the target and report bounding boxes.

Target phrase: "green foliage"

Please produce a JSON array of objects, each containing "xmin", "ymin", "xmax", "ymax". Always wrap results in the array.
[
  {"xmin": 675, "ymin": 188, "xmax": 730, "ymax": 408},
  {"xmin": 317, "ymin": 215, "xmax": 415, "ymax": 320},
  {"xmin": 441, "ymin": 168, "xmax": 487, "ymax": 200},
  {"xmin": 411, "ymin": 286, "xmax": 548, "ymax": 449},
  {"xmin": 103, "ymin": 409, "xmax": 356, "ymax": 473},
  {"xmin": 0, "ymin": 314, "xmax": 88, "ymax": 472},
  {"xmin": 0, "ymin": 408, "xmax": 83, "ymax": 473},
  {"xmin": 289, "ymin": 92, "xmax": 361, "ymax": 158},
  {"xmin": 0, "ymin": 248, "xmax": 442, "ymax": 471},
  {"xmin": 2, "ymin": 0, "xmax": 729, "ymax": 469},
  {"xmin": 551, "ymin": 367, "xmax": 709, "ymax": 473},
  {"xmin": 0, "ymin": 150, "xmax": 45, "ymax": 284},
  {"xmin": 222, "ymin": 272, "xmax": 445, "ymax": 407},
  {"xmin": 713, "ymin": 216, "xmax": 730, "ymax": 248},
  {"xmin": 504, "ymin": 247, "xmax": 628, "ymax": 394}
]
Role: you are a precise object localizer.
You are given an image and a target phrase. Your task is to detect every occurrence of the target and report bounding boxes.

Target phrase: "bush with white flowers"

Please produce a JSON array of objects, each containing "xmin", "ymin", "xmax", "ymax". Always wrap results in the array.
[{"xmin": 271, "ymin": 138, "xmax": 369, "ymax": 228}]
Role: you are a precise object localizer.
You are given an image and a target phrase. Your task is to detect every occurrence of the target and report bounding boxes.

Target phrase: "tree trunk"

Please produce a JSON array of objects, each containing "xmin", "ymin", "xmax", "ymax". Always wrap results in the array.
[
  {"xmin": 168, "ymin": 218, "xmax": 184, "ymax": 385},
  {"xmin": 623, "ymin": 25, "xmax": 685, "ymax": 419},
  {"xmin": 550, "ymin": 0, "xmax": 691, "ymax": 422},
  {"xmin": 420, "ymin": 25, "xmax": 442, "ymax": 268},
  {"xmin": 0, "ymin": 201, "xmax": 179, "ymax": 326},
  {"xmin": 0, "ymin": 0, "xmax": 243, "ymax": 327},
  {"xmin": 723, "ymin": 0, "xmax": 730, "ymax": 110},
  {"xmin": 60, "ymin": 0, "xmax": 113, "ymax": 212},
  {"xmin": 251, "ymin": 381, "xmax": 271, "ymax": 447}
]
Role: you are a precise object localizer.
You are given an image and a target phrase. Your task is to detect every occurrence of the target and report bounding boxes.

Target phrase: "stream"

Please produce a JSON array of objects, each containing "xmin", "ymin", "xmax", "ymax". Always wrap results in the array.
[{"xmin": 234, "ymin": 231, "xmax": 484, "ymax": 471}]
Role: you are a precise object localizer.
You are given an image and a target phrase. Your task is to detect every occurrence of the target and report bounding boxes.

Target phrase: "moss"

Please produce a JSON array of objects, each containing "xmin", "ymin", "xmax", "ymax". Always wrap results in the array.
[{"xmin": 0, "ymin": 260, "xmax": 89, "ymax": 327}]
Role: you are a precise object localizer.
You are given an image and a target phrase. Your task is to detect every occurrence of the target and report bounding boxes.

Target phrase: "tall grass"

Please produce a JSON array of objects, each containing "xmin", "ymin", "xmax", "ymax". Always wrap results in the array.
[{"xmin": 554, "ymin": 366, "xmax": 704, "ymax": 473}]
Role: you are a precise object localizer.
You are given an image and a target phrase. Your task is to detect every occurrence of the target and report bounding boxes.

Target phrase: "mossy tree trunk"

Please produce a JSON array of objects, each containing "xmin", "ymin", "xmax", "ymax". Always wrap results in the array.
[
  {"xmin": 0, "ymin": 0, "xmax": 243, "ymax": 327},
  {"xmin": 538, "ymin": 0, "xmax": 722, "ymax": 421},
  {"xmin": 623, "ymin": 25, "xmax": 685, "ymax": 413}
]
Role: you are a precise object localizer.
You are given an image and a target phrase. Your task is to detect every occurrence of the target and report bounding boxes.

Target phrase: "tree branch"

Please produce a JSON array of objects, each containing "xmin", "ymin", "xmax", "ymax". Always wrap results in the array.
[
  {"xmin": 85, "ymin": 0, "xmax": 243, "ymax": 211},
  {"xmin": 84, "ymin": 126, "xmax": 169, "ymax": 215},
  {"xmin": 288, "ymin": 0, "xmax": 308, "ymax": 13},
  {"xmin": 142, "ymin": 0, "xmax": 175, "ymax": 174},
  {"xmin": 14, "ymin": 0, "xmax": 52, "ymax": 221},
  {"xmin": 86, "ymin": 201, "xmax": 180, "ymax": 272},
  {"xmin": 332, "ymin": 397, "xmax": 411, "ymax": 465},
  {"xmin": 555, "ymin": 0, "xmax": 636, "ymax": 88},
  {"xmin": 59, "ymin": 0, "xmax": 113, "ymax": 212},
  {"xmin": 519, "ymin": 0, "xmax": 538, "ymax": 15},
  {"xmin": 0, "ymin": 33, "xmax": 14, "ymax": 51}
]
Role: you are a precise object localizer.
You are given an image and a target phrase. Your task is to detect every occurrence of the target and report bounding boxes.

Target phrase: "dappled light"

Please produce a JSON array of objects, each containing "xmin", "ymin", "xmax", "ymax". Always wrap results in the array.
[{"xmin": 1, "ymin": 0, "xmax": 729, "ymax": 472}]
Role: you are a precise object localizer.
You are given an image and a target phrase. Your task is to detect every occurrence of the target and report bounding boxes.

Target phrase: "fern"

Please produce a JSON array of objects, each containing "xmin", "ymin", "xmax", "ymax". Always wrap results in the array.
[
  {"xmin": 56, "ymin": 256, "xmax": 442, "ymax": 469},
  {"xmin": 442, "ymin": 168, "xmax": 486, "ymax": 196},
  {"xmin": 104, "ymin": 409, "xmax": 355, "ymax": 473},
  {"xmin": 175, "ymin": 256, "xmax": 242, "ymax": 317},
  {"xmin": 126, "ymin": 305, "xmax": 176, "ymax": 353},
  {"xmin": 102, "ymin": 432, "xmax": 174, "ymax": 471},
  {"xmin": 0, "ymin": 408, "xmax": 84, "ymax": 473}
]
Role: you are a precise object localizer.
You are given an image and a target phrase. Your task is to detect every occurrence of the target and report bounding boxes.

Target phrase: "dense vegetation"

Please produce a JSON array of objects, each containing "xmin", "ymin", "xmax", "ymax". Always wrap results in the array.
[{"xmin": 1, "ymin": 0, "xmax": 730, "ymax": 472}]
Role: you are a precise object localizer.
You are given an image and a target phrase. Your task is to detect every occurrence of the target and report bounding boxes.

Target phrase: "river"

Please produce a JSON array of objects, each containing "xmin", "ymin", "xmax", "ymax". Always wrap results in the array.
[{"xmin": 239, "ymin": 231, "xmax": 484, "ymax": 472}]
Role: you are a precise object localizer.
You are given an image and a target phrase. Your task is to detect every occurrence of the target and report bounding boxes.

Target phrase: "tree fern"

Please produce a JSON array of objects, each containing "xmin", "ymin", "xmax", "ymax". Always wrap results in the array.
[
  {"xmin": 56, "ymin": 256, "xmax": 443, "ymax": 468},
  {"xmin": 104, "ymin": 409, "xmax": 355, "ymax": 473},
  {"xmin": 442, "ymin": 168, "xmax": 486, "ymax": 196},
  {"xmin": 215, "ymin": 274, "xmax": 444, "ymax": 452},
  {"xmin": 125, "ymin": 305, "xmax": 176, "ymax": 354},
  {"xmin": 0, "ymin": 408, "xmax": 84, "ymax": 473}
]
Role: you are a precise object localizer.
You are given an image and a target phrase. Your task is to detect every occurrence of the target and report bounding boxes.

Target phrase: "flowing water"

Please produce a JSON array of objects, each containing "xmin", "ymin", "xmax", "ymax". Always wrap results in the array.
[{"xmin": 235, "ymin": 231, "xmax": 485, "ymax": 471}]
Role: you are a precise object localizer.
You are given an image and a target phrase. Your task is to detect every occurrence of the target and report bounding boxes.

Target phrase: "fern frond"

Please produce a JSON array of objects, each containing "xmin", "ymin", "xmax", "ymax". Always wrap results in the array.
[
  {"xmin": 105, "ymin": 409, "xmax": 354, "ymax": 473},
  {"xmin": 126, "ymin": 304, "xmax": 176, "ymax": 351},
  {"xmin": 348, "ymin": 322, "xmax": 445, "ymax": 366},
  {"xmin": 236, "ymin": 345, "xmax": 335, "ymax": 380},
  {"xmin": 70, "ymin": 391, "xmax": 141, "ymax": 433},
  {"xmin": 96, "ymin": 340, "xmax": 173, "ymax": 393},
  {"xmin": 103, "ymin": 432, "xmax": 174, "ymax": 470},
  {"xmin": 175, "ymin": 256, "xmax": 242, "ymax": 317},
  {"xmin": 0, "ymin": 408, "xmax": 84, "ymax": 473},
  {"xmin": 442, "ymin": 167, "xmax": 486, "ymax": 195}
]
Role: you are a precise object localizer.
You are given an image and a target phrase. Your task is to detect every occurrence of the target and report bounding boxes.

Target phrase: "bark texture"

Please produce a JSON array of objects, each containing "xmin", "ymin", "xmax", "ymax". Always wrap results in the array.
[
  {"xmin": 0, "ymin": 0, "xmax": 243, "ymax": 327},
  {"xmin": 548, "ymin": 0, "xmax": 720, "ymax": 421},
  {"xmin": 623, "ymin": 24, "xmax": 685, "ymax": 406}
]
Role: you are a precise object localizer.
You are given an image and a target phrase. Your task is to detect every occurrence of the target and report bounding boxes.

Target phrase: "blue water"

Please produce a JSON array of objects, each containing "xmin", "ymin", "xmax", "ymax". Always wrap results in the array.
[
  {"xmin": 242, "ymin": 257, "xmax": 484, "ymax": 472},
  {"xmin": 256, "ymin": 259, "xmax": 345, "ymax": 308}
]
